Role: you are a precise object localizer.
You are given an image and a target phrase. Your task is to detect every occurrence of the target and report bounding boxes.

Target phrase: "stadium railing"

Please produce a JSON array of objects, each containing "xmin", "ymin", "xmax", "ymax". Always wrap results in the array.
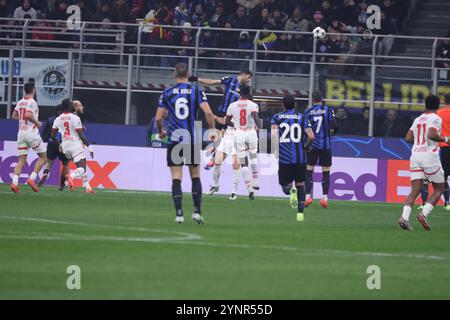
[{"xmin": 0, "ymin": 17, "xmax": 449, "ymax": 136}]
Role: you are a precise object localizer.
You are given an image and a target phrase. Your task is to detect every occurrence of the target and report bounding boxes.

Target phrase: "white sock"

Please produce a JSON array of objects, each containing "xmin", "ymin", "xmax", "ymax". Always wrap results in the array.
[
  {"xmin": 323, "ymin": 195, "xmax": 328, "ymax": 200},
  {"xmin": 71, "ymin": 168, "xmax": 85, "ymax": 179},
  {"xmin": 402, "ymin": 205, "xmax": 412, "ymax": 221},
  {"xmin": 306, "ymin": 194, "xmax": 311, "ymax": 199},
  {"xmin": 422, "ymin": 203, "xmax": 434, "ymax": 218},
  {"xmin": 232, "ymin": 169, "xmax": 240, "ymax": 194},
  {"xmin": 212, "ymin": 165, "xmax": 221, "ymax": 188},
  {"xmin": 13, "ymin": 175, "xmax": 19, "ymax": 185},
  {"xmin": 241, "ymin": 166, "xmax": 252, "ymax": 191},
  {"xmin": 29, "ymin": 172, "xmax": 37, "ymax": 181},
  {"xmin": 250, "ymin": 161, "xmax": 258, "ymax": 186},
  {"xmin": 82, "ymin": 175, "xmax": 91, "ymax": 189}
]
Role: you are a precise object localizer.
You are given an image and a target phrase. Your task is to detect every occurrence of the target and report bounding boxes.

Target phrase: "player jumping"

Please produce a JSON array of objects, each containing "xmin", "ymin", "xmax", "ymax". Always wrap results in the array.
[
  {"xmin": 304, "ymin": 91, "xmax": 337, "ymax": 208},
  {"xmin": 155, "ymin": 63, "xmax": 216, "ymax": 224},
  {"xmin": 51, "ymin": 99, "xmax": 95, "ymax": 194},
  {"xmin": 189, "ymin": 69, "xmax": 253, "ymax": 170},
  {"xmin": 398, "ymin": 95, "xmax": 450, "ymax": 231},
  {"xmin": 225, "ymin": 85, "xmax": 261, "ymax": 200},
  {"xmin": 10, "ymin": 82, "xmax": 47, "ymax": 193},
  {"xmin": 271, "ymin": 95, "xmax": 315, "ymax": 222}
]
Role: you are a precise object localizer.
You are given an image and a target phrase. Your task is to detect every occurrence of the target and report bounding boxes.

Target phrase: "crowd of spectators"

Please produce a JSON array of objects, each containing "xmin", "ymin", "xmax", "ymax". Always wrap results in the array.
[{"xmin": 0, "ymin": 0, "xmax": 408, "ymax": 70}]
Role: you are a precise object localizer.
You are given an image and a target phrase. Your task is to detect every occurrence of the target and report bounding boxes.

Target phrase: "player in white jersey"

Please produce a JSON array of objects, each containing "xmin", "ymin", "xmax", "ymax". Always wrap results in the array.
[
  {"xmin": 225, "ymin": 85, "xmax": 262, "ymax": 199},
  {"xmin": 51, "ymin": 99, "xmax": 95, "ymax": 194},
  {"xmin": 399, "ymin": 95, "xmax": 450, "ymax": 231},
  {"xmin": 10, "ymin": 82, "xmax": 47, "ymax": 193},
  {"xmin": 207, "ymin": 117, "xmax": 254, "ymax": 200}
]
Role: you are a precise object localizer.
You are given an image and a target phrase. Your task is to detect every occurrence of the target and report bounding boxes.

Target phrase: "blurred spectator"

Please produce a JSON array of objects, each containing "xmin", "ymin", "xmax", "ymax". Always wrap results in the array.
[
  {"xmin": 14, "ymin": 0, "xmax": 38, "ymax": 20},
  {"xmin": 284, "ymin": 6, "xmax": 309, "ymax": 34},
  {"xmin": 337, "ymin": 0, "xmax": 356, "ymax": 27},
  {"xmin": 436, "ymin": 30, "xmax": 450, "ymax": 79},
  {"xmin": 354, "ymin": 107, "xmax": 370, "ymax": 136},
  {"xmin": 0, "ymin": 0, "xmax": 12, "ymax": 23},
  {"xmin": 299, "ymin": 0, "xmax": 315, "ymax": 20},
  {"xmin": 49, "ymin": 0, "xmax": 68, "ymax": 21},
  {"xmin": 237, "ymin": 30, "xmax": 253, "ymax": 69},
  {"xmin": 356, "ymin": 1, "xmax": 369, "ymax": 27},
  {"xmin": 110, "ymin": 0, "xmax": 131, "ymax": 23},
  {"xmin": 268, "ymin": 8, "xmax": 288, "ymax": 30},
  {"xmin": 228, "ymin": 5, "xmax": 250, "ymax": 29},
  {"xmin": 31, "ymin": 19, "xmax": 54, "ymax": 46},
  {"xmin": 0, "ymin": 20, "xmax": 22, "ymax": 47},
  {"xmin": 320, "ymin": 0, "xmax": 334, "ymax": 26},
  {"xmin": 310, "ymin": 11, "xmax": 327, "ymax": 31},
  {"xmin": 335, "ymin": 107, "xmax": 354, "ymax": 135},
  {"xmin": 375, "ymin": 11, "xmax": 398, "ymax": 57},
  {"xmin": 208, "ymin": 1, "xmax": 225, "ymax": 28},
  {"xmin": 216, "ymin": 22, "xmax": 237, "ymax": 70},
  {"xmin": 250, "ymin": 7, "xmax": 269, "ymax": 30},
  {"xmin": 376, "ymin": 109, "xmax": 408, "ymax": 138},
  {"xmin": 75, "ymin": 0, "xmax": 93, "ymax": 22},
  {"xmin": 173, "ymin": 0, "xmax": 189, "ymax": 26},
  {"xmin": 191, "ymin": 2, "xmax": 206, "ymax": 27},
  {"xmin": 198, "ymin": 26, "xmax": 217, "ymax": 69},
  {"xmin": 273, "ymin": 32, "xmax": 290, "ymax": 72},
  {"xmin": 95, "ymin": 2, "xmax": 111, "ymax": 21}
]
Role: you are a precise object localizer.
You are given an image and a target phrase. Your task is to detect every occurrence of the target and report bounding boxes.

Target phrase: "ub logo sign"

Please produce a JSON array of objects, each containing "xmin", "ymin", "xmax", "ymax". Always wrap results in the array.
[
  {"xmin": 366, "ymin": 5, "xmax": 381, "ymax": 30},
  {"xmin": 67, "ymin": 5, "xmax": 81, "ymax": 30}
]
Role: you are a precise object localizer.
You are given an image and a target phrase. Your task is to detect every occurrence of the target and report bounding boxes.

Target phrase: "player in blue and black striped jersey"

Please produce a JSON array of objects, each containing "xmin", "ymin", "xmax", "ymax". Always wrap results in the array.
[
  {"xmin": 190, "ymin": 69, "xmax": 253, "ymax": 170},
  {"xmin": 271, "ymin": 95, "xmax": 315, "ymax": 222},
  {"xmin": 304, "ymin": 91, "xmax": 337, "ymax": 209},
  {"xmin": 155, "ymin": 63, "xmax": 216, "ymax": 225}
]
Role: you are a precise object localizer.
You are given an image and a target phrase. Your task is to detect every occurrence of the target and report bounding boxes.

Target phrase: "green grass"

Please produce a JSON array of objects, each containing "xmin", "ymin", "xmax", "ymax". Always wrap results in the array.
[{"xmin": 0, "ymin": 184, "xmax": 450, "ymax": 300}]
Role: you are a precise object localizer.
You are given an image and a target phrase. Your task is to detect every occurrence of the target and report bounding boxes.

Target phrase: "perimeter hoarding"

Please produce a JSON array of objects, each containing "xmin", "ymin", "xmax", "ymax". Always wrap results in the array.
[{"xmin": 0, "ymin": 141, "xmax": 415, "ymax": 204}]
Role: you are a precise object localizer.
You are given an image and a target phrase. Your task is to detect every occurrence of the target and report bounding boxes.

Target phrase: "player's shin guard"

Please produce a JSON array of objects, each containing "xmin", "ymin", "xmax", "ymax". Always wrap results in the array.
[
  {"xmin": 250, "ymin": 156, "xmax": 259, "ymax": 186},
  {"xmin": 213, "ymin": 165, "xmax": 221, "ymax": 187},
  {"xmin": 322, "ymin": 171, "xmax": 330, "ymax": 198},
  {"xmin": 305, "ymin": 170, "xmax": 313, "ymax": 196},
  {"xmin": 192, "ymin": 178, "xmax": 202, "ymax": 215},
  {"xmin": 444, "ymin": 181, "xmax": 450, "ymax": 206},
  {"xmin": 172, "ymin": 179, "xmax": 183, "ymax": 217},
  {"xmin": 421, "ymin": 184, "xmax": 429, "ymax": 205},
  {"xmin": 241, "ymin": 166, "xmax": 252, "ymax": 191},
  {"xmin": 297, "ymin": 185, "xmax": 306, "ymax": 213}
]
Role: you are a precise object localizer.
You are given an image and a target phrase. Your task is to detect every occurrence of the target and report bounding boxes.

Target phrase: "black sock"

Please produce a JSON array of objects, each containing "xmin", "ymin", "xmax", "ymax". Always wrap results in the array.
[
  {"xmin": 172, "ymin": 179, "xmax": 183, "ymax": 216},
  {"xmin": 420, "ymin": 184, "xmax": 429, "ymax": 205},
  {"xmin": 282, "ymin": 184, "xmax": 292, "ymax": 195},
  {"xmin": 192, "ymin": 177, "xmax": 202, "ymax": 214},
  {"xmin": 59, "ymin": 173, "xmax": 66, "ymax": 188},
  {"xmin": 43, "ymin": 169, "xmax": 50, "ymax": 175},
  {"xmin": 322, "ymin": 171, "xmax": 330, "ymax": 196},
  {"xmin": 444, "ymin": 181, "xmax": 450, "ymax": 206},
  {"xmin": 306, "ymin": 170, "xmax": 313, "ymax": 194},
  {"xmin": 297, "ymin": 185, "xmax": 306, "ymax": 213}
]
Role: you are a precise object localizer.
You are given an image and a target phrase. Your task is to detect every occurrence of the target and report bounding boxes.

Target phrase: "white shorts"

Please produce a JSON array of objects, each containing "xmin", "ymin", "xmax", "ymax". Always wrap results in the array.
[
  {"xmin": 216, "ymin": 134, "xmax": 236, "ymax": 156},
  {"xmin": 62, "ymin": 141, "xmax": 85, "ymax": 163},
  {"xmin": 410, "ymin": 153, "xmax": 445, "ymax": 184},
  {"xmin": 234, "ymin": 129, "xmax": 257, "ymax": 159},
  {"xmin": 17, "ymin": 130, "xmax": 46, "ymax": 156}
]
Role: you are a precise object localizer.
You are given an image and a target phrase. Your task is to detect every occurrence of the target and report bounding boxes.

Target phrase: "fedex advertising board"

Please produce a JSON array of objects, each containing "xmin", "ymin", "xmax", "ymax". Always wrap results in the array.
[{"xmin": 0, "ymin": 140, "xmax": 416, "ymax": 203}]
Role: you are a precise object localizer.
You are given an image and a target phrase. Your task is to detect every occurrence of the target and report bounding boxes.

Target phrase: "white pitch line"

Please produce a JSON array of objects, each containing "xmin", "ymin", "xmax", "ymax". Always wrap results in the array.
[
  {"xmin": 0, "ymin": 216, "xmax": 202, "ymax": 242},
  {"xmin": 1, "ymin": 216, "xmax": 449, "ymax": 262}
]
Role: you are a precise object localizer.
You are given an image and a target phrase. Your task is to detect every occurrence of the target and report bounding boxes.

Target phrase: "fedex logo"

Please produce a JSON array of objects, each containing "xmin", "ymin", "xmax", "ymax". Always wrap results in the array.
[
  {"xmin": 312, "ymin": 158, "xmax": 387, "ymax": 202},
  {"xmin": 0, "ymin": 142, "xmax": 120, "ymax": 189}
]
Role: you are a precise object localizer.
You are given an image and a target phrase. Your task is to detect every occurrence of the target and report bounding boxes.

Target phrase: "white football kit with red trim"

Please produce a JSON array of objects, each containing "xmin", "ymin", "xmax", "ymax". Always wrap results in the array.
[
  {"xmin": 15, "ymin": 97, "xmax": 46, "ymax": 156},
  {"xmin": 52, "ymin": 112, "xmax": 86, "ymax": 163},
  {"xmin": 409, "ymin": 112, "xmax": 445, "ymax": 183}
]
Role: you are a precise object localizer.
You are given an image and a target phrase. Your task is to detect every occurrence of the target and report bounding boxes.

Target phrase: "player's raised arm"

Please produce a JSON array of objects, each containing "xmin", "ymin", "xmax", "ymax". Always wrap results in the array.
[{"xmin": 193, "ymin": 77, "xmax": 222, "ymax": 86}]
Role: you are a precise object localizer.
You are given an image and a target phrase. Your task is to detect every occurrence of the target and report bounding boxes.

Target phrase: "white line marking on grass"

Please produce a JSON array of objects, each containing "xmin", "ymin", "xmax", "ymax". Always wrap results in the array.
[
  {"xmin": 1, "ymin": 216, "xmax": 449, "ymax": 262},
  {"xmin": 0, "ymin": 216, "xmax": 201, "ymax": 242}
]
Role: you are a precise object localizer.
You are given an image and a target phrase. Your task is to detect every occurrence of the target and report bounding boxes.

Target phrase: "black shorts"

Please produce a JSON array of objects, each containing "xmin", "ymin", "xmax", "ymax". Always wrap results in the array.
[
  {"xmin": 47, "ymin": 142, "xmax": 69, "ymax": 163},
  {"xmin": 278, "ymin": 163, "xmax": 307, "ymax": 186},
  {"xmin": 167, "ymin": 143, "xmax": 201, "ymax": 167},
  {"xmin": 440, "ymin": 147, "xmax": 450, "ymax": 177},
  {"xmin": 307, "ymin": 148, "xmax": 332, "ymax": 167}
]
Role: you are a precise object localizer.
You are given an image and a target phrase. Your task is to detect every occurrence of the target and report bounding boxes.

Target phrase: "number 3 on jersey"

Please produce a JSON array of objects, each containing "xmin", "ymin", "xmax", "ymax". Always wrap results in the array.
[
  {"xmin": 280, "ymin": 123, "xmax": 302, "ymax": 143},
  {"xmin": 175, "ymin": 98, "xmax": 189, "ymax": 120}
]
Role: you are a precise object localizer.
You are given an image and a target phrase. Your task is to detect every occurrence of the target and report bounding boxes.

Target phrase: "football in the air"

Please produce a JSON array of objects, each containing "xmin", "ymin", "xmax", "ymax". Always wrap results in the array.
[{"xmin": 312, "ymin": 27, "xmax": 326, "ymax": 39}]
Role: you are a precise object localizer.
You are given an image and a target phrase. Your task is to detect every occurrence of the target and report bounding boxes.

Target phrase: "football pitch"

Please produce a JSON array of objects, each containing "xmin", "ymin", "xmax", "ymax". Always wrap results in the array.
[{"xmin": 0, "ymin": 184, "xmax": 449, "ymax": 300}]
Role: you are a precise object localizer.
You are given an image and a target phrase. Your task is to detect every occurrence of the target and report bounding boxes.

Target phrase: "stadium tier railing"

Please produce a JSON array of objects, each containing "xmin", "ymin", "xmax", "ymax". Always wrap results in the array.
[{"xmin": 0, "ymin": 17, "xmax": 449, "ymax": 136}]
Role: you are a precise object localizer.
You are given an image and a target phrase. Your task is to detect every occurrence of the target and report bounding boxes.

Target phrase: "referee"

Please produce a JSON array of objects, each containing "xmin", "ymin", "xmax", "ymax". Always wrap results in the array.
[{"xmin": 437, "ymin": 93, "xmax": 450, "ymax": 210}]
